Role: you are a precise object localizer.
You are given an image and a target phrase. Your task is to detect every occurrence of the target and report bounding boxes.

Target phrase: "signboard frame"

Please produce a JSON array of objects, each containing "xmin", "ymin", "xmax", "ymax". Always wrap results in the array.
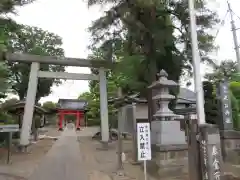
[
  {"xmin": 0, "ymin": 124, "xmax": 19, "ymax": 164},
  {"xmin": 0, "ymin": 124, "xmax": 19, "ymax": 132}
]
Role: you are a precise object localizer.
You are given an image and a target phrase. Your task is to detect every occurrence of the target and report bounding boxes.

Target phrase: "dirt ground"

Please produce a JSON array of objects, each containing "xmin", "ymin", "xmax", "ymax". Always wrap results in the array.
[
  {"xmin": 1, "ymin": 127, "xmax": 239, "ymax": 180},
  {"xmin": 0, "ymin": 128, "xmax": 61, "ymax": 180},
  {"xmin": 0, "ymin": 128, "xmax": 191, "ymax": 180},
  {"xmin": 79, "ymin": 136, "xmax": 157, "ymax": 180}
]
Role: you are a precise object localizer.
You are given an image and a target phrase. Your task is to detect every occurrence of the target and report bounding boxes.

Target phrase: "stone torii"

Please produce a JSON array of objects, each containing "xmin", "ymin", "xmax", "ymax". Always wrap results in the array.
[{"xmin": 2, "ymin": 52, "xmax": 115, "ymax": 148}]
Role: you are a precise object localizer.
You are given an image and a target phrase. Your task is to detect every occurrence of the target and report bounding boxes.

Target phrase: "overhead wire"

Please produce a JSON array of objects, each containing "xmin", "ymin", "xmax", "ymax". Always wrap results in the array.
[
  {"xmin": 210, "ymin": 9, "xmax": 229, "ymax": 67},
  {"xmin": 213, "ymin": 10, "xmax": 229, "ymax": 43},
  {"xmin": 226, "ymin": 0, "xmax": 240, "ymax": 27}
]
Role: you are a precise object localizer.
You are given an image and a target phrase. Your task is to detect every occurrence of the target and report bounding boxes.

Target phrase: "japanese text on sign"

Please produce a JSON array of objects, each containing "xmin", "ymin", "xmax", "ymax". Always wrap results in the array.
[
  {"xmin": 212, "ymin": 145, "xmax": 221, "ymax": 180},
  {"xmin": 219, "ymin": 82, "xmax": 232, "ymax": 124},
  {"xmin": 201, "ymin": 140, "xmax": 209, "ymax": 180},
  {"xmin": 137, "ymin": 123, "xmax": 151, "ymax": 161}
]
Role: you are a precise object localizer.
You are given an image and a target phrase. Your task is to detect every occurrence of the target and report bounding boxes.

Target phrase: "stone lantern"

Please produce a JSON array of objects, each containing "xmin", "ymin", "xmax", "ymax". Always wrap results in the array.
[
  {"xmin": 148, "ymin": 69, "xmax": 180, "ymax": 121},
  {"xmin": 148, "ymin": 69, "xmax": 183, "ymax": 145}
]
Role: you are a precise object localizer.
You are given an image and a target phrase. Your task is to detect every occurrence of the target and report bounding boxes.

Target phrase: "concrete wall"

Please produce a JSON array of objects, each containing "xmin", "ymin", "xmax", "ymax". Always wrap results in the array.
[{"xmin": 135, "ymin": 104, "xmax": 148, "ymax": 119}]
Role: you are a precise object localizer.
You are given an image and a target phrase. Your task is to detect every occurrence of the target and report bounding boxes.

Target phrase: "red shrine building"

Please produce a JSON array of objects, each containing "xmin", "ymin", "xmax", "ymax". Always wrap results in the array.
[{"xmin": 57, "ymin": 99, "xmax": 88, "ymax": 131}]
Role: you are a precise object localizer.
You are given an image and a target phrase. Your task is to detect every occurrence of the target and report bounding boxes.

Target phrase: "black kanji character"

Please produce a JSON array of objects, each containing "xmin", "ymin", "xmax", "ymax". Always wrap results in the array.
[
  {"xmin": 140, "ymin": 151, "xmax": 145, "ymax": 158},
  {"xmin": 140, "ymin": 142, "xmax": 145, "ymax": 149},
  {"xmin": 139, "ymin": 126, "xmax": 144, "ymax": 133},
  {"xmin": 140, "ymin": 134, "xmax": 144, "ymax": 140}
]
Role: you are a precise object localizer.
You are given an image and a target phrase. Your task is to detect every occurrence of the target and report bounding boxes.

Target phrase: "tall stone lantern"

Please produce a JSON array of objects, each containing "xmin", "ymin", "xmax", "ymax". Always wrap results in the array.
[{"xmin": 148, "ymin": 69, "xmax": 183, "ymax": 145}]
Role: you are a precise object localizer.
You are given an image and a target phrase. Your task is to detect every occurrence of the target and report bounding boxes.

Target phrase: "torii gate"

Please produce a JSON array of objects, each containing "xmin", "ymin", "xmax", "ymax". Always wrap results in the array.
[{"xmin": 3, "ymin": 52, "xmax": 114, "ymax": 147}]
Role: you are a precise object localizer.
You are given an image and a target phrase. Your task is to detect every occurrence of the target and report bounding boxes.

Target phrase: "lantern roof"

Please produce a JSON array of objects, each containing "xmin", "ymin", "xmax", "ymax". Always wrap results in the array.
[{"xmin": 148, "ymin": 69, "xmax": 178, "ymax": 89}]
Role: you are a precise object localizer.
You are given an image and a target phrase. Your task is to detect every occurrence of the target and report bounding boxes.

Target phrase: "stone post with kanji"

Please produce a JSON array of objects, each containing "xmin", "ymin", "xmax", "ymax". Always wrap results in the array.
[
  {"xmin": 217, "ymin": 80, "xmax": 240, "ymax": 164},
  {"xmin": 216, "ymin": 80, "xmax": 233, "ymax": 130},
  {"xmin": 198, "ymin": 125, "xmax": 224, "ymax": 180}
]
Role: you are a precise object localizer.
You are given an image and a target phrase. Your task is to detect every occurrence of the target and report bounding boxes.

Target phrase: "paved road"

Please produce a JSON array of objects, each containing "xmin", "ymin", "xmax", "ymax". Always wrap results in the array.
[{"xmin": 28, "ymin": 125, "xmax": 88, "ymax": 180}]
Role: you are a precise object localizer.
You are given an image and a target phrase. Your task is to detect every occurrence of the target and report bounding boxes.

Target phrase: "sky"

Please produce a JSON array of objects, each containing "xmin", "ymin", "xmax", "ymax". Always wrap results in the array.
[{"xmin": 9, "ymin": 0, "xmax": 240, "ymax": 103}]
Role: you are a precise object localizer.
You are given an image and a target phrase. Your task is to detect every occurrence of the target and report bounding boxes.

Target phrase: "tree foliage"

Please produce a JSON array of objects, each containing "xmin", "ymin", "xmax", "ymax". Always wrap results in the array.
[
  {"xmin": 42, "ymin": 101, "xmax": 57, "ymax": 110},
  {"xmin": 7, "ymin": 25, "xmax": 65, "ymax": 101},
  {"xmin": 205, "ymin": 60, "xmax": 240, "ymax": 128},
  {"xmin": 87, "ymin": 0, "xmax": 219, "ymax": 97},
  {"xmin": 0, "ymin": 0, "xmax": 36, "ymax": 99},
  {"xmin": 205, "ymin": 60, "xmax": 238, "ymax": 82},
  {"xmin": 81, "ymin": 0, "xmax": 220, "ymax": 125},
  {"xmin": 78, "ymin": 69, "xmax": 118, "ymax": 122}
]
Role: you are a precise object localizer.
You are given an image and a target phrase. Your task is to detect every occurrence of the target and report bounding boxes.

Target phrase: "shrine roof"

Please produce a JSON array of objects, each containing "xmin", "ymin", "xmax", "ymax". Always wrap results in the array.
[
  {"xmin": 109, "ymin": 88, "xmax": 196, "ymax": 107},
  {"xmin": 57, "ymin": 98, "xmax": 88, "ymax": 110},
  {"xmin": 108, "ymin": 93, "xmax": 147, "ymax": 107},
  {"xmin": 2, "ymin": 101, "xmax": 47, "ymax": 115},
  {"xmin": 176, "ymin": 88, "xmax": 196, "ymax": 104},
  {"xmin": 57, "ymin": 99, "xmax": 87, "ymax": 103}
]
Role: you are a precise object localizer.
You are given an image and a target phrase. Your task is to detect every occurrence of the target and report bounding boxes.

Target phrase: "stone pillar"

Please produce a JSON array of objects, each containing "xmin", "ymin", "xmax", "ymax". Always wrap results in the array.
[
  {"xmin": 199, "ymin": 125, "xmax": 224, "ymax": 180},
  {"xmin": 217, "ymin": 81, "xmax": 233, "ymax": 130},
  {"xmin": 217, "ymin": 80, "xmax": 240, "ymax": 162},
  {"xmin": 131, "ymin": 103, "xmax": 138, "ymax": 163},
  {"xmin": 99, "ymin": 67, "xmax": 109, "ymax": 145},
  {"xmin": 76, "ymin": 112, "xmax": 80, "ymax": 130},
  {"xmin": 59, "ymin": 113, "xmax": 64, "ymax": 131},
  {"xmin": 20, "ymin": 62, "xmax": 39, "ymax": 146},
  {"xmin": 186, "ymin": 114, "xmax": 202, "ymax": 180}
]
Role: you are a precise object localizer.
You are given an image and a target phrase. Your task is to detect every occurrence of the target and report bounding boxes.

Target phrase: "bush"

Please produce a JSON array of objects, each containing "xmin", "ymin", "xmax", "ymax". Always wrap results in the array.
[
  {"xmin": 86, "ymin": 119, "xmax": 100, "ymax": 126},
  {"xmin": 230, "ymin": 91, "xmax": 240, "ymax": 130},
  {"xmin": 0, "ymin": 111, "xmax": 15, "ymax": 124}
]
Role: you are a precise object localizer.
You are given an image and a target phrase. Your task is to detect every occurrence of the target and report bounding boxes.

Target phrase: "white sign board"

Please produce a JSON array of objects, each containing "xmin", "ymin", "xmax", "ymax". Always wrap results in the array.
[
  {"xmin": 137, "ymin": 123, "xmax": 151, "ymax": 161},
  {"xmin": 0, "ymin": 124, "xmax": 19, "ymax": 132}
]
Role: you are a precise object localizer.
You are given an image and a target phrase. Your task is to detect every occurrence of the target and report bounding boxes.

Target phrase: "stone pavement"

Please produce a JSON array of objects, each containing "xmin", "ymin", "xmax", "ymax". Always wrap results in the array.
[{"xmin": 28, "ymin": 126, "xmax": 88, "ymax": 180}]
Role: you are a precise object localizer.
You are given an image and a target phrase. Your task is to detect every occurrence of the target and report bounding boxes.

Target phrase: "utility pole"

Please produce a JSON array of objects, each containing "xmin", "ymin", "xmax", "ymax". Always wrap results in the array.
[
  {"xmin": 228, "ymin": 1, "xmax": 240, "ymax": 71},
  {"xmin": 188, "ymin": 0, "xmax": 206, "ymax": 125}
]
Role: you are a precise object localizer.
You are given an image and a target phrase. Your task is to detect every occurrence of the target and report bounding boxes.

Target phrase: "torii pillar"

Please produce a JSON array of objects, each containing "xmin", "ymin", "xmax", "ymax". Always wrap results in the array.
[
  {"xmin": 20, "ymin": 62, "xmax": 39, "ymax": 147},
  {"xmin": 99, "ymin": 67, "xmax": 109, "ymax": 147}
]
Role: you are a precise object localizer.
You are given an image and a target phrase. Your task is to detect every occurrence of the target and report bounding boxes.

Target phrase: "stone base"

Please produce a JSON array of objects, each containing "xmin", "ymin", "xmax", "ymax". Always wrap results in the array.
[
  {"xmin": 143, "ymin": 144, "xmax": 188, "ymax": 178},
  {"xmin": 221, "ymin": 130, "xmax": 240, "ymax": 164}
]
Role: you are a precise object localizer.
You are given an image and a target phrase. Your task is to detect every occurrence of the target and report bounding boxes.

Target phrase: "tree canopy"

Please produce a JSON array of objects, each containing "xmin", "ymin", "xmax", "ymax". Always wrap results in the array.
[
  {"xmin": 7, "ymin": 25, "xmax": 65, "ymax": 101},
  {"xmin": 85, "ymin": 0, "xmax": 219, "ymax": 97},
  {"xmin": 0, "ymin": 0, "xmax": 36, "ymax": 99},
  {"xmin": 205, "ymin": 60, "xmax": 240, "ymax": 129},
  {"xmin": 42, "ymin": 101, "xmax": 57, "ymax": 110}
]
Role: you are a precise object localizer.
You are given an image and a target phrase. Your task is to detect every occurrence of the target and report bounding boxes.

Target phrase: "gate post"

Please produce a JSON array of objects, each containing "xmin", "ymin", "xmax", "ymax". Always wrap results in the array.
[
  {"xmin": 198, "ymin": 125, "xmax": 224, "ymax": 180},
  {"xmin": 99, "ymin": 67, "xmax": 109, "ymax": 146},
  {"xmin": 186, "ymin": 114, "xmax": 202, "ymax": 180},
  {"xmin": 20, "ymin": 62, "xmax": 39, "ymax": 147},
  {"xmin": 76, "ymin": 112, "xmax": 80, "ymax": 130}
]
